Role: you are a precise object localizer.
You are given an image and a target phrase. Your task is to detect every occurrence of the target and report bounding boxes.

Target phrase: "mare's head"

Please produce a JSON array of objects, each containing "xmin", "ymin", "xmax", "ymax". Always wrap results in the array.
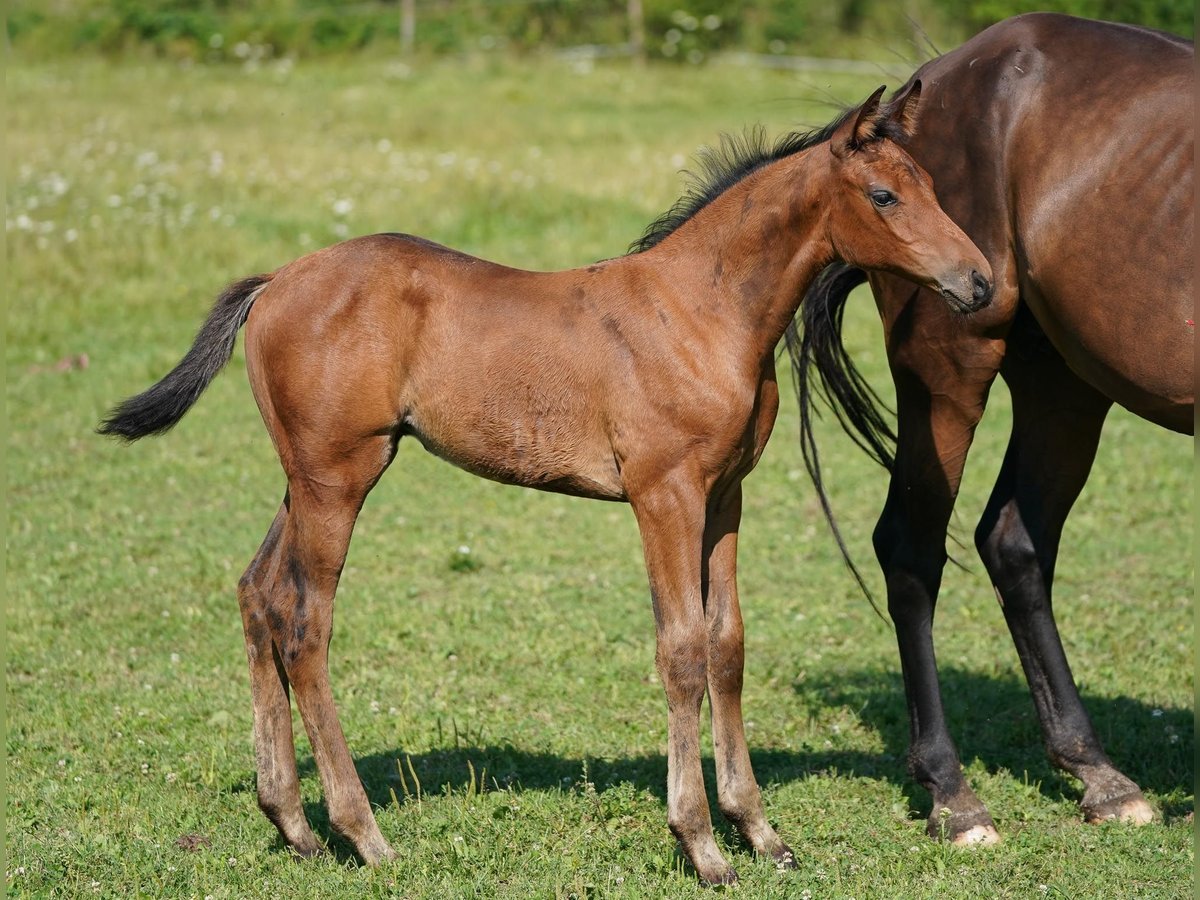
[{"xmin": 824, "ymin": 82, "xmax": 992, "ymax": 312}]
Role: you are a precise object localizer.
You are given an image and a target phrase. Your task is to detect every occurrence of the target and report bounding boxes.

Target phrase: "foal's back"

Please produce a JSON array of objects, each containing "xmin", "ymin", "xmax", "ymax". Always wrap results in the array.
[{"xmin": 243, "ymin": 233, "xmax": 669, "ymax": 499}]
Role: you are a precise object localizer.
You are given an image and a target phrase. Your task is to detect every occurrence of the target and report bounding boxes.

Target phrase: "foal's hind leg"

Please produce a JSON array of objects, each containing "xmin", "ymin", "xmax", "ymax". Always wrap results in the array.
[
  {"xmin": 975, "ymin": 340, "xmax": 1153, "ymax": 827},
  {"xmin": 237, "ymin": 502, "xmax": 324, "ymax": 856},
  {"xmin": 277, "ymin": 440, "xmax": 398, "ymax": 863},
  {"xmin": 252, "ymin": 434, "xmax": 398, "ymax": 864},
  {"xmin": 703, "ymin": 487, "xmax": 794, "ymax": 867}
]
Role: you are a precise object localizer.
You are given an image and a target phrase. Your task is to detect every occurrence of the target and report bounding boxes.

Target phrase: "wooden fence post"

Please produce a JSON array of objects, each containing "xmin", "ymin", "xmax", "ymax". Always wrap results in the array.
[
  {"xmin": 401, "ymin": 0, "xmax": 416, "ymax": 54},
  {"xmin": 628, "ymin": 0, "xmax": 645, "ymax": 65}
]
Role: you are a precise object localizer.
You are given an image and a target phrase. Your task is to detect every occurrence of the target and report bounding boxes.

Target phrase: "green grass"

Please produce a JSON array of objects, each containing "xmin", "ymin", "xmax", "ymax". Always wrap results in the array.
[{"xmin": 7, "ymin": 53, "xmax": 1193, "ymax": 899}]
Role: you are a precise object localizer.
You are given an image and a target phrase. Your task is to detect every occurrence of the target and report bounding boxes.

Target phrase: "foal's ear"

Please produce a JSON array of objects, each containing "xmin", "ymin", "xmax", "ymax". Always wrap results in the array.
[
  {"xmin": 831, "ymin": 85, "xmax": 887, "ymax": 158},
  {"xmin": 884, "ymin": 79, "xmax": 922, "ymax": 139}
]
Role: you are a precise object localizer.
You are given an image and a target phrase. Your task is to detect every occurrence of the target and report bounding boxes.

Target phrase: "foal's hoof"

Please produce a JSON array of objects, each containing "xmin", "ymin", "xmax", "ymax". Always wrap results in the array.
[
  {"xmin": 682, "ymin": 838, "xmax": 737, "ymax": 886},
  {"xmin": 1084, "ymin": 792, "xmax": 1155, "ymax": 826},
  {"xmin": 283, "ymin": 831, "xmax": 327, "ymax": 859},
  {"xmin": 289, "ymin": 842, "xmax": 327, "ymax": 859},
  {"xmin": 769, "ymin": 843, "xmax": 797, "ymax": 870},
  {"xmin": 357, "ymin": 839, "xmax": 398, "ymax": 866},
  {"xmin": 701, "ymin": 866, "xmax": 739, "ymax": 888}
]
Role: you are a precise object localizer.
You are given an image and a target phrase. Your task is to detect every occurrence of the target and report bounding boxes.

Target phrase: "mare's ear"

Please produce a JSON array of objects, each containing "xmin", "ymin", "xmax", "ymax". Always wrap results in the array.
[
  {"xmin": 885, "ymin": 79, "xmax": 922, "ymax": 139},
  {"xmin": 831, "ymin": 85, "xmax": 887, "ymax": 159}
]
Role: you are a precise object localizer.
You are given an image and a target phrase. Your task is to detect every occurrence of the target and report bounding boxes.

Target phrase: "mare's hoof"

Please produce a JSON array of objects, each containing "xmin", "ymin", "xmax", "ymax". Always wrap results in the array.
[
  {"xmin": 927, "ymin": 807, "xmax": 1001, "ymax": 846},
  {"xmin": 1084, "ymin": 792, "xmax": 1155, "ymax": 826},
  {"xmin": 949, "ymin": 823, "xmax": 1002, "ymax": 846}
]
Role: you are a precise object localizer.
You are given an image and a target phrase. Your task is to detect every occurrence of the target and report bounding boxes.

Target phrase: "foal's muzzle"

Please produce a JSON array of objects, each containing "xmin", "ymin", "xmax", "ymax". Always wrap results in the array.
[
  {"xmin": 939, "ymin": 267, "xmax": 993, "ymax": 313},
  {"xmin": 971, "ymin": 270, "xmax": 992, "ymax": 305}
]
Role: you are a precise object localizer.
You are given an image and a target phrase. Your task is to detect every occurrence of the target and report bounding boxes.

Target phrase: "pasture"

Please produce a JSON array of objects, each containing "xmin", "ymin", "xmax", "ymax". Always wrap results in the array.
[{"xmin": 7, "ymin": 53, "xmax": 1193, "ymax": 898}]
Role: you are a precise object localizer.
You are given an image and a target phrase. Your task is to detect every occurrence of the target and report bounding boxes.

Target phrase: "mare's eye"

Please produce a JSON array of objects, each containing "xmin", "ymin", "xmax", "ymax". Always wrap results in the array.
[{"xmin": 870, "ymin": 189, "xmax": 897, "ymax": 208}]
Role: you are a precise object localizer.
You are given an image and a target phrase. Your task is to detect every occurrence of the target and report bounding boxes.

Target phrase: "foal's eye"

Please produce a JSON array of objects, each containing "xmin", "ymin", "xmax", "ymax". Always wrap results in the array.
[{"xmin": 870, "ymin": 189, "xmax": 898, "ymax": 208}]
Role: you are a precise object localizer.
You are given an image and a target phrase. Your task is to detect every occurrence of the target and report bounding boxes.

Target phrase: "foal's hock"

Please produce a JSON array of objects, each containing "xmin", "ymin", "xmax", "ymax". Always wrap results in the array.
[{"xmin": 100, "ymin": 84, "xmax": 990, "ymax": 884}]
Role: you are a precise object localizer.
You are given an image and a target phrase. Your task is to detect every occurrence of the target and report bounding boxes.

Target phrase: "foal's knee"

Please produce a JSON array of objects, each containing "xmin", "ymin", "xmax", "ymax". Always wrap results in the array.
[
  {"xmin": 657, "ymin": 624, "xmax": 708, "ymax": 703},
  {"xmin": 706, "ymin": 614, "xmax": 745, "ymax": 695}
]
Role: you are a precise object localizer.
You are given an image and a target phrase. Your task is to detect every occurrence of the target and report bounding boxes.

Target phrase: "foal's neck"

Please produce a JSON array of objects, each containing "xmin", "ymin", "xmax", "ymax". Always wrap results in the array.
[{"xmin": 649, "ymin": 146, "xmax": 834, "ymax": 359}]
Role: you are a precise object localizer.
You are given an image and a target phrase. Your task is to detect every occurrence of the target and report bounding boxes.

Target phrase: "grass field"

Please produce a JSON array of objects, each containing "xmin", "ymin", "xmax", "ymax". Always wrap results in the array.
[{"xmin": 7, "ymin": 52, "xmax": 1193, "ymax": 898}]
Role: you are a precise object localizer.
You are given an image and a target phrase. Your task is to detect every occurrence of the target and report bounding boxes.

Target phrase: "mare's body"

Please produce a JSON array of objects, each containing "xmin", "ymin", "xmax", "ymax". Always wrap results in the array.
[{"xmin": 792, "ymin": 12, "xmax": 1193, "ymax": 844}]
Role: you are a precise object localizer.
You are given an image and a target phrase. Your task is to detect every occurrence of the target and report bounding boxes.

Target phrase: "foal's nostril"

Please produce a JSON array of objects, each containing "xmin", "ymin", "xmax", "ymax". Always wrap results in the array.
[{"xmin": 971, "ymin": 270, "xmax": 992, "ymax": 303}]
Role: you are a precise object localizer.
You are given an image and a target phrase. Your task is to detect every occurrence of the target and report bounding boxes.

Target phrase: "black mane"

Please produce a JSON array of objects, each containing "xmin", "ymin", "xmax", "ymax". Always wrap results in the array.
[{"xmin": 628, "ymin": 107, "xmax": 857, "ymax": 255}]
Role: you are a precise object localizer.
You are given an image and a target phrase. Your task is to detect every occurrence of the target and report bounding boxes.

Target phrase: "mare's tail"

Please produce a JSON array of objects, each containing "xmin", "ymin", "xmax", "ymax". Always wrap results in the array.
[
  {"xmin": 783, "ymin": 261, "xmax": 896, "ymax": 607},
  {"xmin": 98, "ymin": 273, "xmax": 272, "ymax": 441}
]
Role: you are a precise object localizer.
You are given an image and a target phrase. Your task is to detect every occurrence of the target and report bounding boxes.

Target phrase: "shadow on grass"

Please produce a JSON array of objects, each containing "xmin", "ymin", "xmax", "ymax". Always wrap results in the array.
[
  {"xmin": 796, "ymin": 665, "xmax": 1195, "ymax": 822},
  {"xmin": 243, "ymin": 664, "xmax": 1192, "ymax": 862}
]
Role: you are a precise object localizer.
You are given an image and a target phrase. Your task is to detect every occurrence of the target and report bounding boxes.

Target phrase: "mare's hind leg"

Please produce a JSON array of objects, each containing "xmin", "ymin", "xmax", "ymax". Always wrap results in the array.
[
  {"xmin": 975, "ymin": 329, "xmax": 1153, "ymax": 827},
  {"xmin": 703, "ymin": 486, "xmax": 794, "ymax": 867},
  {"xmin": 238, "ymin": 502, "xmax": 324, "ymax": 856},
  {"xmin": 259, "ymin": 434, "xmax": 398, "ymax": 864}
]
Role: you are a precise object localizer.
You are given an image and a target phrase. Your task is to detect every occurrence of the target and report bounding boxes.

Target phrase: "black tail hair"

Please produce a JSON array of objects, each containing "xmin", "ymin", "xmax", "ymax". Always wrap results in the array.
[
  {"xmin": 783, "ymin": 261, "xmax": 896, "ymax": 610},
  {"xmin": 98, "ymin": 273, "xmax": 272, "ymax": 441}
]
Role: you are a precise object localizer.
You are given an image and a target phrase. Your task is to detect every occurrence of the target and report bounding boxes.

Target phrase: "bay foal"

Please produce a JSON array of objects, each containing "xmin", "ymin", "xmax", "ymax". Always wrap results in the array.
[{"xmin": 101, "ymin": 85, "xmax": 991, "ymax": 883}]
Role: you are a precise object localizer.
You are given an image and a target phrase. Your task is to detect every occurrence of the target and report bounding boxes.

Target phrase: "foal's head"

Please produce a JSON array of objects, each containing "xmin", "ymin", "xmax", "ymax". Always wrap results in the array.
[{"xmin": 823, "ymin": 83, "xmax": 993, "ymax": 312}]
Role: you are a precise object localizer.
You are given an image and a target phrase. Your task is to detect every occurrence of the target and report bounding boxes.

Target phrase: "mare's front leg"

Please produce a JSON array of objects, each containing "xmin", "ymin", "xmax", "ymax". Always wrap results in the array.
[
  {"xmin": 874, "ymin": 293, "xmax": 1005, "ymax": 844},
  {"xmin": 703, "ymin": 486, "xmax": 794, "ymax": 866},
  {"xmin": 975, "ymin": 331, "xmax": 1153, "ymax": 827},
  {"xmin": 631, "ymin": 472, "xmax": 736, "ymax": 885}
]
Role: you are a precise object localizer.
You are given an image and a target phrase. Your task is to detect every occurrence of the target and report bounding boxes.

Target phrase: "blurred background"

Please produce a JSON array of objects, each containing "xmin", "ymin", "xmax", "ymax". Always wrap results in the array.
[{"xmin": 9, "ymin": 0, "xmax": 1194, "ymax": 63}]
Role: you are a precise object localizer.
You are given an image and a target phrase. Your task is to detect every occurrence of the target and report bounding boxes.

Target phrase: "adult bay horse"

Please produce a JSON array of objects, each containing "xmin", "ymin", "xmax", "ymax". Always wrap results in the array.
[
  {"xmin": 99, "ymin": 87, "xmax": 991, "ymax": 884},
  {"xmin": 789, "ymin": 13, "xmax": 1193, "ymax": 846}
]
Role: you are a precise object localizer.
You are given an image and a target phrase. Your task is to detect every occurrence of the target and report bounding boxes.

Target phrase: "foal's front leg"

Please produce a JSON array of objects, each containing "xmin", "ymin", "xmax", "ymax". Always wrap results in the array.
[
  {"xmin": 632, "ymin": 475, "xmax": 737, "ymax": 886},
  {"xmin": 704, "ymin": 487, "xmax": 794, "ymax": 866}
]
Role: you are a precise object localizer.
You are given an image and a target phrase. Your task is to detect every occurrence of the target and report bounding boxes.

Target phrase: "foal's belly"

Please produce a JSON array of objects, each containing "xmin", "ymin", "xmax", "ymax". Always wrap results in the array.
[{"xmin": 404, "ymin": 391, "xmax": 626, "ymax": 502}]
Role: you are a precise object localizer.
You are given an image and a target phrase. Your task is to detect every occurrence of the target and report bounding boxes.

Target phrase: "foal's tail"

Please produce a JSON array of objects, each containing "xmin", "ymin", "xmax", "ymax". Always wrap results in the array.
[
  {"xmin": 98, "ymin": 273, "xmax": 272, "ymax": 441},
  {"xmin": 783, "ymin": 261, "xmax": 896, "ymax": 607}
]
